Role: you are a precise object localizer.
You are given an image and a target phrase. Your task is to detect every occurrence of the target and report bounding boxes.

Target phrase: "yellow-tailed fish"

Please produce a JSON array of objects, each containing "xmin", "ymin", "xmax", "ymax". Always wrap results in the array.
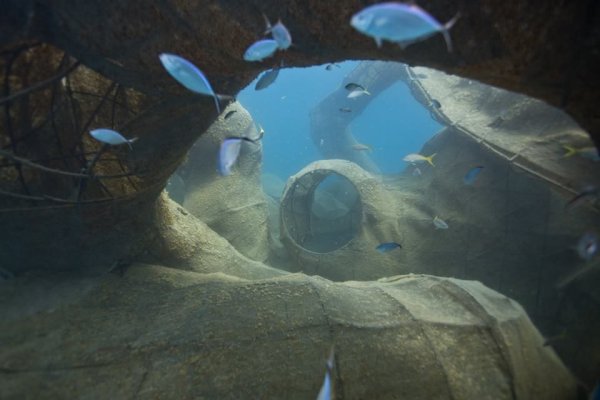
[
  {"xmin": 562, "ymin": 145, "xmax": 600, "ymax": 161},
  {"xmin": 403, "ymin": 152, "xmax": 436, "ymax": 167}
]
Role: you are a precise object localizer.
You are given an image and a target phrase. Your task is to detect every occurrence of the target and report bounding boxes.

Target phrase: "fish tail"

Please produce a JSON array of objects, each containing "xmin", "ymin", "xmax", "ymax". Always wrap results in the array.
[
  {"xmin": 262, "ymin": 13, "xmax": 272, "ymax": 33},
  {"xmin": 365, "ymin": 90, "xmax": 371, "ymax": 96},
  {"xmin": 213, "ymin": 95, "xmax": 221, "ymax": 114},
  {"xmin": 426, "ymin": 153, "xmax": 436, "ymax": 167},
  {"xmin": 442, "ymin": 12, "xmax": 460, "ymax": 53},
  {"xmin": 562, "ymin": 145, "xmax": 578, "ymax": 158},
  {"xmin": 127, "ymin": 137, "xmax": 138, "ymax": 150}
]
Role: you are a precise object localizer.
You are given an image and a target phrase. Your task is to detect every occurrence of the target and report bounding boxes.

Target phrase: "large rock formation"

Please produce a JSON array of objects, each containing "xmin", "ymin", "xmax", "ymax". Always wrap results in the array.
[{"xmin": 0, "ymin": 264, "xmax": 578, "ymax": 399}]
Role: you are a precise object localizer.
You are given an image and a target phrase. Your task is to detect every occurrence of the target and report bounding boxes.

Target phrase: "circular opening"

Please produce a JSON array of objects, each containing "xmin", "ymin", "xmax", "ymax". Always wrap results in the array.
[{"xmin": 282, "ymin": 171, "xmax": 362, "ymax": 253}]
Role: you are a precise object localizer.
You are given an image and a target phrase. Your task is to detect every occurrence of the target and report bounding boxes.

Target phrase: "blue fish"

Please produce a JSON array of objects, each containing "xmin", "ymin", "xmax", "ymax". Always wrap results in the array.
[
  {"xmin": 243, "ymin": 39, "xmax": 279, "ymax": 62},
  {"xmin": 376, "ymin": 242, "xmax": 402, "ymax": 253},
  {"xmin": 464, "ymin": 165, "xmax": 484, "ymax": 185},
  {"xmin": 350, "ymin": 2, "xmax": 460, "ymax": 52},
  {"xmin": 89, "ymin": 128, "xmax": 137, "ymax": 149},
  {"xmin": 158, "ymin": 53, "xmax": 221, "ymax": 113},
  {"xmin": 264, "ymin": 16, "xmax": 292, "ymax": 50},
  {"xmin": 316, "ymin": 348, "xmax": 334, "ymax": 400},
  {"xmin": 218, "ymin": 137, "xmax": 257, "ymax": 176},
  {"xmin": 255, "ymin": 64, "xmax": 281, "ymax": 91}
]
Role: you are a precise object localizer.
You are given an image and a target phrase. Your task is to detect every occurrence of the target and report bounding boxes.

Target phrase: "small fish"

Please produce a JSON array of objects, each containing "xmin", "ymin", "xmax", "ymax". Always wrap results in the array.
[
  {"xmin": 347, "ymin": 89, "xmax": 370, "ymax": 99},
  {"xmin": 576, "ymin": 232, "xmax": 599, "ymax": 261},
  {"xmin": 224, "ymin": 110, "xmax": 237, "ymax": 120},
  {"xmin": 264, "ymin": 16, "xmax": 292, "ymax": 50},
  {"xmin": 255, "ymin": 124, "xmax": 265, "ymax": 141},
  {"xmin": 339, "ymin": 107, "xmax": 352, "ymax": 113},
  {"xmin": 255, "ymin": 65, "xmax": 281, "ymax": 91},
  {"xmin": 316, "ymin": 347, "xmax": 335, "ymax": 400},
  {"xmin": 403, "ymin": 152, "xmax": 436, "ymax": 167},
  {"xmin": 320, "ymin": 139, "xmax": 325, "ymax": 147},
  {"xmin": 376, "ymin": 242, "xmax": 402, "ymax": 253},
  {"xmin": 412, "ymin": 167, "xmax": 422, "ymax": 176},
  {"xmin": 243, "ymin": 39, "xmax": 279, "ymax": 62},
  {"xmin": 565, "ymin": 186, "xmax": 598, "ymax": 211},
  {"xmin": 159, "ymin": 53, "xmax": 222, "ymax": 113},
  {"xmin": 433, "ymin": 216, "xmax": 448, "ymax": 230},
  {"xmin": 352, "ymin": 143, "xmax": 371, "ymax": 151},
  {"xmin": 218, "ymin": 137, "xmax": 257, "ymax": 176},
  {"xmin": 430, "ymin": 99, "xmax": 441, "ymax": 108},
  {"xmin": 463, "ymin": 165, "xmax": 484, "ymax": 185},
  {"xmin": 562, "ymin": 145, "xmax": 600, "ymax": 161},
  {"xmin": 89, "ymin": 128, "xmax": 137, "ymax": 149},
  {"xmin": 542, "ymin": 330, "xmax": 567, "ymax": 347},
  {"xmin": 345, "ymin": 83, "xmax": 369, "ymax": 93},
  {"xmin": 350, "ymin": 3, "xmax": 460, "ymax": 52}
]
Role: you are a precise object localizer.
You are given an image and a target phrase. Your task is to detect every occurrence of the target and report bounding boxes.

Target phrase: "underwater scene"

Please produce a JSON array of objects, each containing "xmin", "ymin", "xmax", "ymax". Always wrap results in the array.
[{"xmin": 1, "ymin": 2, "xmax": 600, "ymax": 399}]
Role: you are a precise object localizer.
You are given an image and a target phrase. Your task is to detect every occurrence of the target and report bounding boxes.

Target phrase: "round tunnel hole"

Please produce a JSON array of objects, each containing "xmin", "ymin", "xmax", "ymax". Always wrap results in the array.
[{"xmin": 282, "ymin": 171, "xmax": 362, "ymax": 253}]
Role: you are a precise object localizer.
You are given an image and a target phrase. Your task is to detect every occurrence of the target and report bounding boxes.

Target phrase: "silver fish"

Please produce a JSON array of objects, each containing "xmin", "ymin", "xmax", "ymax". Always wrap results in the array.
[
  {"xmin": 433, "ymin": 216, "xmax": 449, "ymax": 230},
  {"xmin": 218, "ymin": 137, "xmax": 257, "ymax": 176},
  {"xmin": 89, "ymin": 128, "xmax": 137, "ymax": 149},
  {"xmin": 316, "ymin": 348, "xmax": 335, "ymax": 400},
  {"xmin": 347, "ymin": 89, "xmax": 370, "ymax": 99},
  {"xmin": 350, "ymin": 3, "xmax": 460, "ymax": 52}
]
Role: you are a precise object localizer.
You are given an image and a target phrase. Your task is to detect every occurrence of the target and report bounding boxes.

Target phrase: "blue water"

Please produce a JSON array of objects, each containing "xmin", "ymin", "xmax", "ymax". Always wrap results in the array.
[{"xmin": 238, "ymin": 61, "xmax": 441, "ymax": 179}]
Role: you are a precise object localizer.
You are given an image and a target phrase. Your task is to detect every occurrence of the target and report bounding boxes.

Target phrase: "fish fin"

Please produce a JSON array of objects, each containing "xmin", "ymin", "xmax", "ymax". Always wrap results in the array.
[
  {"xmin": 427, "ymin": 153, "xmax": 437, "ymax": 167},
  {"xmin": 364, "ymin": 90, "xmax": 371, "ymax": 96},
  {"xmin": 562, "ymin": 145, "xmax": 578, "ymax": 158},
  {"xmin": 213, "ymin": 96, "xmax": 221, "ymax": 114},
  {"xmin": 217, "ymin": 94, "xmax": 235, "ymax": 102},
  {"xmin": 262, "ymin": 13, "xmax": 272, "ymax": 34},
  {"xmin": 126, "ymin": 137, "xmax": 138, "ymax": 150},
  {"xmin": 442, "ymin": 12, "xmax": 460, "ymax": 53},
  {"xmin": 214, "ymin": 94, "xmax": 236, "ymax": 114}
]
